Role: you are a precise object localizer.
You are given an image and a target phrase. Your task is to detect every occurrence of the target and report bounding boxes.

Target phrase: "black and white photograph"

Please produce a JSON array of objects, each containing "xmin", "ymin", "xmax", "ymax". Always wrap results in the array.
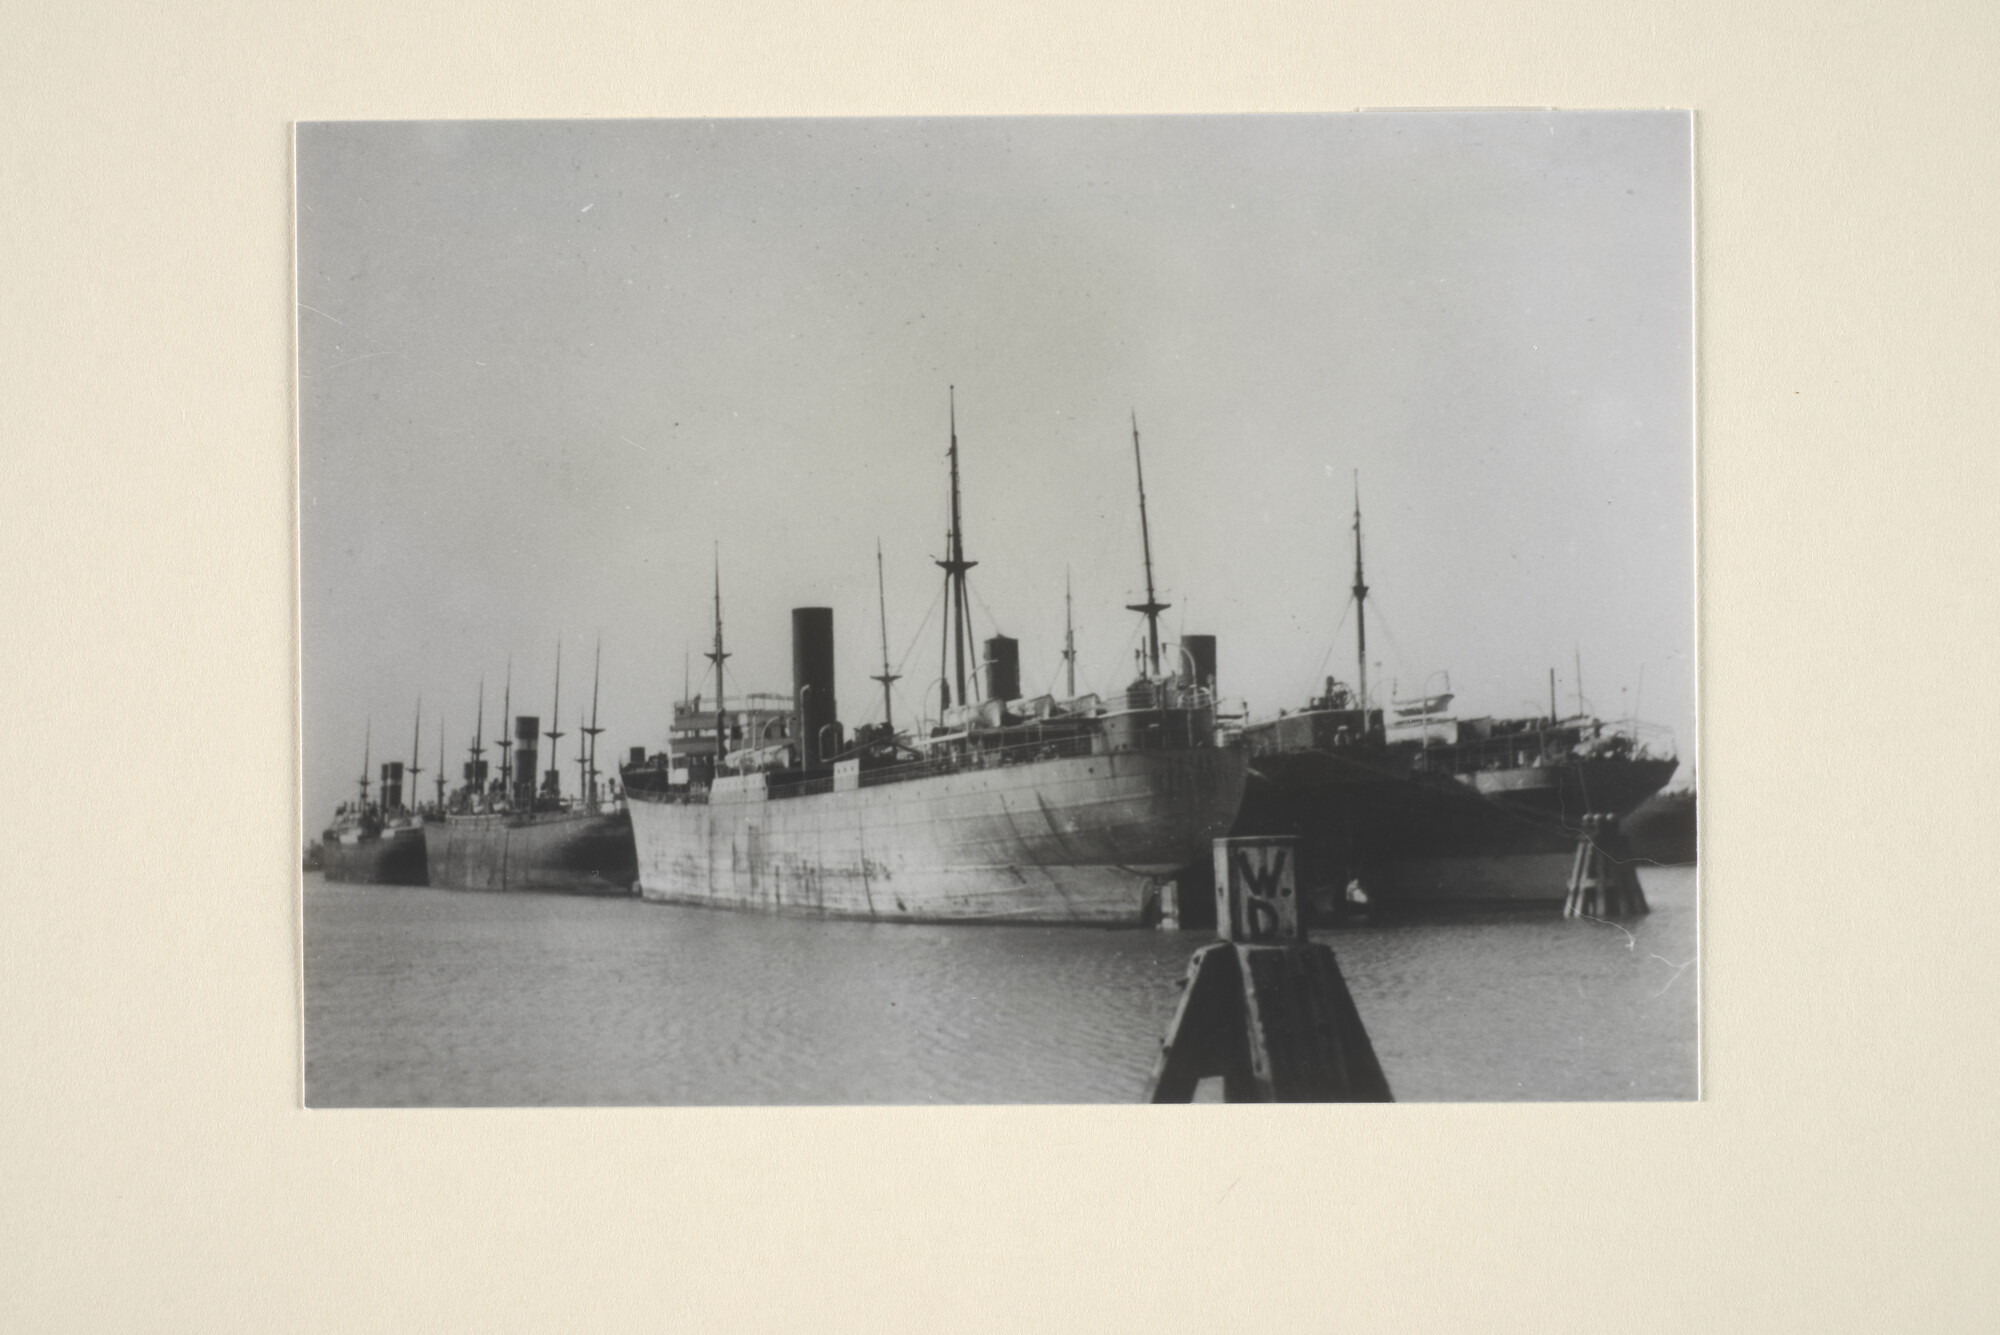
[{"xmin": 298, "ymin": 113, "xmax": 1696, "ymax": 1105}]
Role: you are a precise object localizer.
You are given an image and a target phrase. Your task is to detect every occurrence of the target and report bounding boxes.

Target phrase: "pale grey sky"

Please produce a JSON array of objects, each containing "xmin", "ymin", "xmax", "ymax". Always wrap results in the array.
[{"xmin": 299, "ymin": 113, "xmax": 1693, "ymax": 831}]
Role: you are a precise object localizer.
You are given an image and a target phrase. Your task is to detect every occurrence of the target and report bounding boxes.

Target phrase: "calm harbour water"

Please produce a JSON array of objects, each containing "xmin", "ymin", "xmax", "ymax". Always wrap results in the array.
[{"xmin": 303, "ymin": 866, "xmax": 1697, "ymax": 1105}]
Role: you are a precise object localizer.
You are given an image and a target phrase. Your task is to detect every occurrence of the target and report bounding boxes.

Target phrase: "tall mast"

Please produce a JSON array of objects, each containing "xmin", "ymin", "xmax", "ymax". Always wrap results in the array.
[
  {"xmin": 470, "ymin": 678, "xmax": 486, "ymax": 793},
  {"xmin": 494, "ymin": 661, "xmax": 510, "ymax": 796},
  {"xmin": 1574, "ymin": 646, "xmax": 1584, "ymax": 720},
  {"xmin": 545, "ymin": 640, "xmax": 564, "ymax": 800},
  {"xmin": 872, "ymin": 539, "xmax": 900, "ymax": 731},
  {"xmin": 1352, "ymin": 471, "xmax": 1369, "ymax": 717},
  {"xmin": 357, "ymin": 718, "xmax": 372, "ymax": 808},
  {"xmin": 935, "ymin": 387, "xmax": 978, "ymax": 708},
  {"xmin": 1126, "ymin": 412, "xmax": 1169, "ymax": 678},
  {"xmin": 1063, "ymin": 566, "xmax": 1077, "ymax": 698},
  {"xmin": 709, "ymin": 546, "xmax": 730, "ymax": 773},
  {"xmin": 435, "ymin": 720, "xmax": 446, "ymax": 807},
  {"xmin": 950, "ymin": 390, "xmax": 968, "ymax": 706},
  {"xmin": 936, "ymin": 514, "xmax": 952, "ymax": 713},
  {"xmin": 405, "ymin": 697, "xmax": 423, "ymax": 815},
  {"xmin": 580, "ymin": 639, "xmax": 604, "ymax": 808}
]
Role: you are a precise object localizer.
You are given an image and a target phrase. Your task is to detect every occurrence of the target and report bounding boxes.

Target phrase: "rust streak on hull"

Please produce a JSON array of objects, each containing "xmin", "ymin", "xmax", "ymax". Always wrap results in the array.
[{"xmin": 630, "ymin": 748, "xmax": 1248, "ymax": 925}]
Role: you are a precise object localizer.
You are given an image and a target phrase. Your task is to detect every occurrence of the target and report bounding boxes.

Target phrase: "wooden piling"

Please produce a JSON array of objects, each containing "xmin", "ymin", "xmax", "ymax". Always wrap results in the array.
[
  {"xmin": 1561, "ymin": 814, "xmax": 1649, "ymax": 919},
  {"xmin": 1147, "ymin": 837, "xmax": 1392, "ymax": 1102}
]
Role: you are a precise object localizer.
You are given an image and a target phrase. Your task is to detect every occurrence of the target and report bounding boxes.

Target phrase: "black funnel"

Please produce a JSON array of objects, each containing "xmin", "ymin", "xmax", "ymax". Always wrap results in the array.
[
  {"xmin": 985, "ymin": 635, "xmax": 1020, "ymax": 702},
  {"xmin": 792, "ymin": 608, "xmax": 835, "ymax": 769},
  {"xmin": 512, "ymin": 716, "xmax": 540, "ymax": 805},
  {"xmin": 1182, "ymin": 635, "xmax": 1217, "ymax": 693}
]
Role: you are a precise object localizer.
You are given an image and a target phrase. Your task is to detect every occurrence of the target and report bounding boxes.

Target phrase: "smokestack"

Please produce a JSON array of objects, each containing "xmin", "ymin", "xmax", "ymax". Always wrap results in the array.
[
  {"xmin": 792, "ymin": 607, "xmax": 836, "ymax": 770},
  {"xmin": 629, "ymin": 746, "xmax": 646, "ymax": 766},
  {"xmin": 512, "ymin": 716, "xmax": 540, "ymax": 805},
  {"xmin": 379, "ymin": 761, "xmax": 404, "ymax": 812},
  {"xmin": 1181, "ymin": 635, "xmax": 1217, "ymax": 694},
  {"xmin": 984, "ymin": 635, "xmax": 1020, "ymax": 702}
]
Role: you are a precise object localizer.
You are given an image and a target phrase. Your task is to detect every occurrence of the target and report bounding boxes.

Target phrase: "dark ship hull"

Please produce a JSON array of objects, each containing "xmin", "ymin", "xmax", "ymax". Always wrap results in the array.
[
  {"xmin": 1622, "ymin": 787, "xmax": 1697, "ymax": 866},
  {"xmin": 319, "ymin": 826, "xmax": 429, "ymax": 885},
  {"xmin": 1236, "ymin": 732, "xmax": 1677, "ymax": 909},
  {"xmin": 1459, "ymin": 756, "xmax": 1680, "ymax": 829},
  {"xmin": 424, "ymin": 808, "xmax": 637, "ymax": 896},
  {"xmin": 1364, "ymin": 754, "xmax": 1677, "ymax": 907}
]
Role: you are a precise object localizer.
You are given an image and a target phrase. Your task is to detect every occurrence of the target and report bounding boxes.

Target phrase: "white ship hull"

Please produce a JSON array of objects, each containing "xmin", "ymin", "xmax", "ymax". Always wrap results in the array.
[{"xmin": 628, "ymin": 747, "xmax": 1248, "ymax": 925}]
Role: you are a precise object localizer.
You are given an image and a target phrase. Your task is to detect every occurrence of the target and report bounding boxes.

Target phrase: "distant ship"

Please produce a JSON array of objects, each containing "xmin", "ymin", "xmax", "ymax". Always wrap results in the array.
[
  {"xmin": 427, "ymin": 646, "xmax": 638, "ymax": 896},
  {"xmin": 1621, "ymin": 786, "xmax": 1697, "ymax": 866},
  {"xmin": 319, "ymin": 713, "xmax": 430, "ymax": 885},
  {"xmin": 1236, "ymin": 482, "xmax": 1676, "ymax": 908},
  {"xmin": 621, "ymin": 400, "xmax": 1248, "ymax": 925}
]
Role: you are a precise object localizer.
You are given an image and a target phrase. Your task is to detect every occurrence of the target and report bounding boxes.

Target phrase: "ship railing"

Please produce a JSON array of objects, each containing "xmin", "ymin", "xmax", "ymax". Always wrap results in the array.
[
  {"xmin": 626, "ymin": 786, "xmax": 709, "ymax": 806},
  {"xmin": 1408, "ymin": 730, "xmax": 1565, "ymax": 774},
  {"xmin": 626, "ymin": 712, "xmax": 1223, "ymax": 805},
  {"xmin": 1616, "ymin": 719, "xmax": 1679, "ymax": 757},
  {"xmin": 878, "ymin": 728, "xmax": 1099, "ymax": 783},
  {"xmin": 855, "ymin": 718, "xmax": 1222, "ymax": 790},
  {"xmin": 1118, "ymin": 679, "xmax": 1218, "ymax": 714},
  {"xmin": 1404, "ymin": 717, "xmax": 1678, "ymax": 775}
]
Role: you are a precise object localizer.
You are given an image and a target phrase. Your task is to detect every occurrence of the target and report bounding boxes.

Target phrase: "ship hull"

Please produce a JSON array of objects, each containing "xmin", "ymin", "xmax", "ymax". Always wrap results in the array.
[
  {"xmin": 320, "ymin": 827, "xmax": 428, "ymax": 885},
  {"xmin": 1462, "ymin": 757, "xmax": 1680, "ymax": 828},
  {"xmin": 1622, "ymin": 788, "xmax": 1697, "ymax": 866},
  {"xmin": 628, "ymin": 747, "xmax": 1249, "ymax": 925},
  {"xmin": 425, "ymin": 809, "xmax": 638, "ymax": 896},
  {"xmin": 1363, "ymin": 850, "xmax": 1582, "ymax": 906},
  {"xmin": 1237, "ymin": 752, "xmax": 1677, "ymax": 908}
]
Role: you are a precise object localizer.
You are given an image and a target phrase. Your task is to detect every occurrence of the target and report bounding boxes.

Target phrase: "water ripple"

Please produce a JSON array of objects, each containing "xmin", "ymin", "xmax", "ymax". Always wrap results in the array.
[{"xmin": 304, "ymin": 868, "xmax": 1697, "ymax": 1105}]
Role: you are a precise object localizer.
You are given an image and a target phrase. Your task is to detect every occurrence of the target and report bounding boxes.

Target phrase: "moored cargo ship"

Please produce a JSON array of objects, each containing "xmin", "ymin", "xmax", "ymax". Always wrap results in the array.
[
  {"xmin": 1235, "ymin": 484, "xmax": 1677, "ymax": 908},
  {"xmin": 425, "ymin": 804, "xmax": 635, "ymax": 895},
  {"xmin": 627, "ymin": 676, "xmax": 1246, "ymax": 924},
  {"xmin": 427, "ymin": 646, "xmax": 638, "ymax": 896},
  {"xmin": 319, "ymin": 715, "xmax": 430, "ymax": 886},
  {"xmin": 1354, "ymin": 709, "xmax": 1675, "ymax": 907},
  {"xmin": 623, "ymin": 401, "xmax": 1248, "ymax": 925},
  {"xmin": 321, "ymin": 809, "xmax": 428, "ymax": 885}
]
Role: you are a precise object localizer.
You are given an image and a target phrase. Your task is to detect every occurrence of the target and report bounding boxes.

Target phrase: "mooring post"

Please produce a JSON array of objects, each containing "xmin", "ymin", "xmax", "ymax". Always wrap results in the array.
[
  {"xmin": 1146, "ymin": 836, "xmax": 1392, "ymax": 1102},
  {"xmin": 1562, "ymin": 814, "xmax": 1650, "ymax": 919}
]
